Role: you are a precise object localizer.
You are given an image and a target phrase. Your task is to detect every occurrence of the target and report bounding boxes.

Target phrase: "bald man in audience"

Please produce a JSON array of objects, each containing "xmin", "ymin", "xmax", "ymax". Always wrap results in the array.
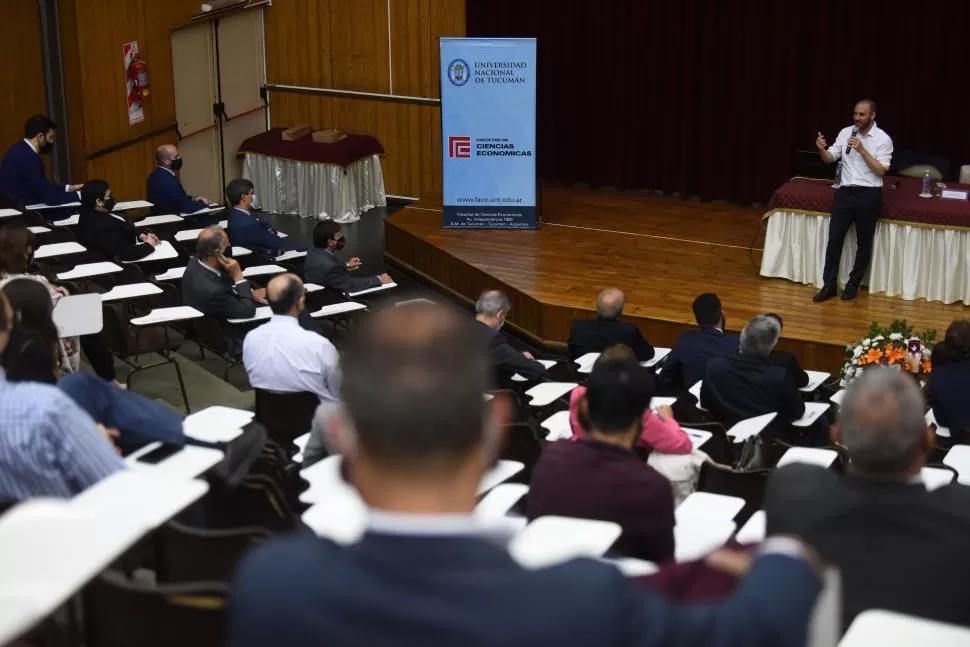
[
  {"xmin": 766, "ymin": 366, "xmax": 970, "ymax": 630},
  {"xmin": 567, "ymin": 288, "xmax": 655, "ymax": 362},
  {"xmin": 182, "ymin": 227, "xmax": 265, "ymax": 324},
  {"xmin": 146, "ymin": 144, "xmax": 213, "ymax": 217},
  {"xmin": 243, "ymin": 273, "xmax": 340, "ymax": 403}
]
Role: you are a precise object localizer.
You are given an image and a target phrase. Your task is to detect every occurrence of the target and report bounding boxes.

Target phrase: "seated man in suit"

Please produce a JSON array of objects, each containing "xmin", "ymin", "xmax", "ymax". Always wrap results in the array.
[
  {"xmin": 764, "ymin": 313, "xmax": 809, "ymax": 389},
  {"xmin": 567, "ymin": 288, "xmax": 654, "ymax": 362},
  {"xmin": 659, "ymin": 292, "xmax": 739, "ymax": 391},
  {"xmin": 230, "ymin": 303, "xmax": 824, "ymax": 647},
  {"xmin": 528, "ymin": 355, "xmax": 675, "ymax": 563},
  {"xmin": 474, "ymin": 289, "xmax": 549, "ymax": 385},
  {"xmin": 182, "ymin": 226, "xmax": 265, "ymax": 323},
  {"xmin": 146, "ymin": 145, "xmax": 213, "ymax": 218},
  {"xmin": 304, "ymin": 220, "xmax": 391, "ymax": 294},
  {"xmin": 75, "ymin": 179, "xmax": 160, "ymax": 261},
  {"xmin": 701, "ymin": 314, "xmax": 806, "ymax": 429},
  {"xmin": 766, "ymin": 366, "xmax": 970, "ymax": 631},
  {"xmin": 224, "ymin": 178, "xmax": 305, "ymax": 260},
  {"xmin": 0, "ymin": 115, "xmax": 82, "ymax": 206}
]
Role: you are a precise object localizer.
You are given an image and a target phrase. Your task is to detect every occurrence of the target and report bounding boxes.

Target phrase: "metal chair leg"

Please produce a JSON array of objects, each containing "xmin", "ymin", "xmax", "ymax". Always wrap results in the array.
[{"xmin": 171, "ymin": 355, "xmax": 191, "ymax": 414}]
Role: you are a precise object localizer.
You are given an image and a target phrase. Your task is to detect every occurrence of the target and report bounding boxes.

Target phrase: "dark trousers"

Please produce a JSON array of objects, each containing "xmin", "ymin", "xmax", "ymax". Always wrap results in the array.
[
  {"xmin": 79, "ymin": 332, "xmax": 117, "ymax": 381},
  {"xmin": 58, "ymin": 372, "xmax": 185, "ymax": 455},
  {"xmin": 822, "ymin": 186, "xmax": 882, "ymax": 288}
]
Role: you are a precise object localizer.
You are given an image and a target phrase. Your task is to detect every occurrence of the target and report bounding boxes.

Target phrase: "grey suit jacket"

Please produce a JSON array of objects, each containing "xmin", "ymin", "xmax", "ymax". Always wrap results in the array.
[
  {"xmin": 181, "ymin": 258, "xmax": 257, "ymax": 320},
  {"xmin": 304, "ymin": 248, "xmax": 380, "ymax": 294}
]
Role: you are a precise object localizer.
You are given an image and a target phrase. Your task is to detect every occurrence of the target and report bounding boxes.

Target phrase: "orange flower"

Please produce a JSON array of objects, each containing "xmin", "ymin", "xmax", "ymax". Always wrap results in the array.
[
  {"xmin": 884, "ymin": 347, "xmax": 905, "ymax": 364},
  {"xmin": 922, "ymin": 360, "xmax": 932, "ymax": 374},
  {"xmin": 861, "ymin": 349, "xmax": 883, "ymax": 365}
]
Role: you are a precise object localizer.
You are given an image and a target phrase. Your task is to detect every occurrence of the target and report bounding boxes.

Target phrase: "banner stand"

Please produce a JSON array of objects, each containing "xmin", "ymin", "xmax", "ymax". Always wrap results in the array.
[{"xmin": 440, "ymin": 38, "xmax": 538, "ymax": 230}]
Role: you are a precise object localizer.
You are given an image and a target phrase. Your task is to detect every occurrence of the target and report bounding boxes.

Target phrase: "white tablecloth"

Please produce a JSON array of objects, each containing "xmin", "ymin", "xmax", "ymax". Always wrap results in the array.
[
  {"xmin": 760, "ymin": 209, "xmax": 970, "ymax": 305},
  {"xmin": 242, "ymin": 153, "xmax": 386, "ymax": 224}
]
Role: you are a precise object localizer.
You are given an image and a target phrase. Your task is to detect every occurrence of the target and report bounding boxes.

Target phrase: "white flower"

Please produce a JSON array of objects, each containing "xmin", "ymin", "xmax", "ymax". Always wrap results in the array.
[
  {"xmin": 862, "ymin": 338, "xmax": 872, "ymax": 347},
  {"xmin": 890, "ymin": 333, "xmax": 903, "ymax": 341},
  {"xmin": 839, "ymin": 379, "xmax": 848, "ymax": 388},
  {"xmin": 873, "ymin": 335, "xmax": 885, "ymax": 341},
  {"xmin": 852, "ymin": 346, "xmax": 863, "ymax": 359}
]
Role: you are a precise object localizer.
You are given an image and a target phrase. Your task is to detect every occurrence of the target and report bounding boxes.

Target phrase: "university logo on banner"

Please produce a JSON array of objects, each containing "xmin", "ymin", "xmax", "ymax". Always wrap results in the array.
[{"xmin": 440, "ymin": 38, "xmax": 537, "ymax": 229}]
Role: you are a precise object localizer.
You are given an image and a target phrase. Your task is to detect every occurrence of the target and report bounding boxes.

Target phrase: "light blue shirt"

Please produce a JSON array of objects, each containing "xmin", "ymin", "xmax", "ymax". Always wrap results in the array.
[
  {"xmin": 0, "ymin": 371, "xmax": 125, "ymax": 501},
  {"xmin": 242, "ymin": 315, "xmax": 341, "ymax": 402}
]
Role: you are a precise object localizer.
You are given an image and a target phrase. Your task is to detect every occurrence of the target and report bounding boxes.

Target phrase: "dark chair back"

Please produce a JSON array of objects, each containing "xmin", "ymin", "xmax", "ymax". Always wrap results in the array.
[
  {"xmin": 83, "ymin": 570, "xmax": 229, "ymax": 647},
  {"xmin": 499, "ymin": 422, "xmax": 544, "ymax": 484},
  {"xmin": 698, "ymin": 462, "xmax": 771, "ymax": 527},
  {"xmin": 191, "ymin": 315, "xmax": 232, "ymax": 355},
  {"xmin": 254, "ymin": 388, "xmax": 319, "ymax": 445},
  {"xmin": 155, "ymin": 521, "xmax": 271, "ymax": 584},
  {"xmin": 680, "ymin": 421, "xmax": 733, "ymax": 464}
]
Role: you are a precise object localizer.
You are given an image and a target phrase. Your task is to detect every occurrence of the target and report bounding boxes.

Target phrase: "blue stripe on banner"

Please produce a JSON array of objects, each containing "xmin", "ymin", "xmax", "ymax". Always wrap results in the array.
[{"xmin": 440, "ymin": 38, "xmax": 538, "ymax": 230}]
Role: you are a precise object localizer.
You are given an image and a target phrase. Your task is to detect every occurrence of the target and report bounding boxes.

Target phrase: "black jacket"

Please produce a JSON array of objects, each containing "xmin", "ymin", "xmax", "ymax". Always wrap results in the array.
[
  {"xmin": 181, "ymin": 258, "xmax": 257, "ymax": 321},
  {"xmin": 477, "ymin": 321, "xmax": 548, "ymax": 386},
  {"xmin": 567, "ymin": 318, "xmax": 655, "ymax": 362},
  {"xmin": 767, "ymin": 463, "xmax": 970, "ymax": 630},
  {"xmin": 304, "ymin": 248, "xmax": 380, "ymax": 294},
  {"xmin": 700, "ymin": 353, "xmax": 805, "ymax": 427},
  {"xmin": 768, "ymin": 349, "xmax": 809, "ymax": 389},
  {"xmin": 75, "ymin": 208, "xmax": 154, "ymax": 261}
]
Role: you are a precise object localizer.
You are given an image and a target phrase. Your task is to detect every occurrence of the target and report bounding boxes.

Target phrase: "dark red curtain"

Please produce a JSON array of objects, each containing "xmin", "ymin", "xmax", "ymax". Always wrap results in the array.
[{"xmin": 466, "ymin": 0, "xmax": 970, "ymax": 204}]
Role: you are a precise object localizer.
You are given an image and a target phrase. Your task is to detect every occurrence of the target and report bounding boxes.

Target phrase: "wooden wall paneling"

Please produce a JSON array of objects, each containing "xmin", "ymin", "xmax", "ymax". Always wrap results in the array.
[
  {"xmin": 59, "ymin": 0, "xmax": 87, "ymax": 181},
  {"xmin": 328, "ymin": 0, "xmax": 389, "ymax": 93},
  {"xmin": 264, "ymin": 0, "xmax": 333, "ymax": 88},
  {"xmin": 0, "ymin": 0, "xmax": 49, "ymax": 166}
]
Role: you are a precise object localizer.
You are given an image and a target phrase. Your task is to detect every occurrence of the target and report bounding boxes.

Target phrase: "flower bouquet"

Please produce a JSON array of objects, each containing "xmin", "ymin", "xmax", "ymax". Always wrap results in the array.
[{"xmin": 840, "ymin": 320, "xmax": 936, "ymax": 387}]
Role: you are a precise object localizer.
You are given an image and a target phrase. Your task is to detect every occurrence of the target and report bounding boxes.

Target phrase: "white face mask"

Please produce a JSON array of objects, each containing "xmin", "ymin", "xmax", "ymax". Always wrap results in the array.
[{"xmin": 249, "ymin": 193, "xmax": 258, "ymax": 209}]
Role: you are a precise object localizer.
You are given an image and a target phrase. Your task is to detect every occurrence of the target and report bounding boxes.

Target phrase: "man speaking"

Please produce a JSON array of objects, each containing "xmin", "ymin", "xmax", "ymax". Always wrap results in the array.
[{"xmin": 813, "ymin": 99, "xmax": 893, "ymax": 302}]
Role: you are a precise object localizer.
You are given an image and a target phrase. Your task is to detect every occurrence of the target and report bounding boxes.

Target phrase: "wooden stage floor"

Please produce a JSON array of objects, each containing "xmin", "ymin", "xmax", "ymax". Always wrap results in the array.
[{"xmin": 385, "ymin": 187, "xmax": 969, "ymax": 373}]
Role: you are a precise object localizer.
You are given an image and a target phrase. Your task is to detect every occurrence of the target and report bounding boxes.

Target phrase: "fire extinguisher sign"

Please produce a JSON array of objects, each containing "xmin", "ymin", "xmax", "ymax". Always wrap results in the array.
[{"xmin": 123, "ymin": 40, "xmax": 145, "ymax": 126}]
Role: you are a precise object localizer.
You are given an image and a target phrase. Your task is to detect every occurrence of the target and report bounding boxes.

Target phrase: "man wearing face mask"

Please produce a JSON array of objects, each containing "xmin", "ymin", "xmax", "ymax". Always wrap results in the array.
[
  {"xmin": 76, "ymin": 179, "xmax": 160, "ymax": 261},
  {"xmin": 474, "ymin": 289, "xmax": 548, "ymax": 385},
  {"xmin": 0, "ymin": 115, "xmax": 83, "ymax": 207},
  {"xmin": 305, "ymin": 220, "xmax": 392, "ymax": 294},
  {"xmin": 527, "ymin": 355, "xmax": 676, "ymax": 563},
  {"xmin": 146, "ymin": 145, "xmax": 213, "ymax": 218},
  {"xmin": 225, "ymin": 178, "xmax": 305, "ymax": 261}
]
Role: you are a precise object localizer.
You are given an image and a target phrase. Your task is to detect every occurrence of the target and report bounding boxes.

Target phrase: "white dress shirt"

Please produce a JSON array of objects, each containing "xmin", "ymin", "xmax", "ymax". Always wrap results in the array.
[
  {"xmin": 242, "ymin": 314, "xmax": 340, "ymax": 402},
  {"xmin": 827, "ymin": 122, "xmax": 893, "ymax": 188}
]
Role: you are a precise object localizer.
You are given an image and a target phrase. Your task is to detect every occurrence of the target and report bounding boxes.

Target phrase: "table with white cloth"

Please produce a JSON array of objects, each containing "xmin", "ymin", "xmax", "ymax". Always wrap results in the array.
[
  {"xmin": 238, "ymin": 127, "xmax": 386, "ymax": 224},
  {"xmin": 760, "ymin": 176, "xmax": 970, "ymax": 305}
]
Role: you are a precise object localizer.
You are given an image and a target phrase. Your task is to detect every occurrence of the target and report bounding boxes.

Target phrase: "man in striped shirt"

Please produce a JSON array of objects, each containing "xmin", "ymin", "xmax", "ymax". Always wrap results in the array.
[{"xmin": 0, "ymin": 291, "xmax": 124, "ymax": 502}]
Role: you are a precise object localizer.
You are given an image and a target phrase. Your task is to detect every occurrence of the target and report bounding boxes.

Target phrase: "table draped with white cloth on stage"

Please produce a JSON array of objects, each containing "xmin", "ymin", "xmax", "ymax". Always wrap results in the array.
[
  {"xmin": 760, "ymin": 176, "xmax": 970, "ymax": 305},
  {"xmin": 237, "ymin": 127, "xmax": 387, "ymax": 224}
]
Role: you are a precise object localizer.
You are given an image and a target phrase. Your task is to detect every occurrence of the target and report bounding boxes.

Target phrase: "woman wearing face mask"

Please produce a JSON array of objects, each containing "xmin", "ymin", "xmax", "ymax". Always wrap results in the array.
[
  {"xmin": 75, "ymin": 179, "xmax": 160, "ymax": 262},
  {"xmin": 1, "ymin": 277, "xmax": 61, "ymax": 383}
]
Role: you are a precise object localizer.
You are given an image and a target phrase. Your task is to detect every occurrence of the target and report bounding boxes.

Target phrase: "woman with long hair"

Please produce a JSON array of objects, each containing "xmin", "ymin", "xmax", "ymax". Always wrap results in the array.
[{"xmin": 1, "ymin": 278, "xmax": 59, "ymax": 383}]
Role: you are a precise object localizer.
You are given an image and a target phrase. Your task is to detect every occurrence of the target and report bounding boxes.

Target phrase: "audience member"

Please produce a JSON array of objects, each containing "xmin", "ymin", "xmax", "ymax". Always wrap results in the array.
[
  {"xmin": 701, "ymin": 315, "xmax": 806, "ymax": 429},
  {"xmin": 474, "ymin": 289, "xmax": 548, "ymax": 384},
  {"xmin": 76, "ymin": 179, "xmax": 160, "ymax": 261},
  {"xmin": 225, "ymin": 178, "xmax": 304, "ymax": 259},
  {"xmin": 659, "ymin": 292, "xmax": 739, "ymax": 391},
  {"xmin": 146, "ymin": 144, "xmax": 213, "ymax": 217},
  {"xmin": 926, "ymin": 320, "xmax": 970, "ymax": 433},
  {"xmin": 0, "ymin": 115, "xmax": 82, "ymax": 207},
  {"xmin": 530, "ymin": 355, "xmax": 675, "ymax": 563},
  {"xmin": 0, "ymin": 278, "xmax": 184, "ymax": 453},
  {"xmin": 1, "ymin": 277, "xmax": 60, "ymax": 383},
  {"xmin": 570, "ymin": 345, "xmax": 689, "ymax": 454},
  {"xmin": 567, "ymin": 288, "xmax": 655, "ymax": 362},
  {"xmin": 304, "ymin": 220, "xmax": 391, "ymax": 294},
  {"xmin": 766, "ymin": 366, "xmax": 970, "ymax": 630},
  {"xmin": 764, "ymin": 313, "xmax": 809, "ymax": 388},
  {"xmin": 0, "ymin": 225, "xmax": 119, "ymax": 384},
  {"xmin": 0, "ymin": 290, "xmax": 125, "ymax": 501},
  {"xmin": 243, "ymin": 273, "xmax": 339, "ymax": 402},
  {"xmin": 230, "ymin": 303, "xmax": 823, "ymax": 647},
  {"xmin": 182, "ymin": 226, "xmax": 265, "ymax": 322}
]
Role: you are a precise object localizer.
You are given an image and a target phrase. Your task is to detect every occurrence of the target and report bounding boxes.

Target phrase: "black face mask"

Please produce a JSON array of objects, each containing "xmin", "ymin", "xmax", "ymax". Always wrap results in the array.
[
  {"xmin": 171, "ymin": 158, "xmax": 184, "ymax": 171},
  {"xmin": 334, "ymin": 237, "xmax": 346, "ymax": 250},
  {"xmin": 39, "ymin": 140, "xmax": 54, "ymax": 155},
  {"xmin": 102, "ymin": 197, "xmax": 116, "ymax": 212}
]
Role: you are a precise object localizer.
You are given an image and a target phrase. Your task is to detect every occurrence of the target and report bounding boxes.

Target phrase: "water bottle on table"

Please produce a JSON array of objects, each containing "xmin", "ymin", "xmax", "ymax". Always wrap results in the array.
[
  {"xmin": 920, "ymin": 169, "xmax": 933, "ymax": 198},
  {"xmin": 832, "ymin": 161, "xmax": 842, "ymax": 189}
]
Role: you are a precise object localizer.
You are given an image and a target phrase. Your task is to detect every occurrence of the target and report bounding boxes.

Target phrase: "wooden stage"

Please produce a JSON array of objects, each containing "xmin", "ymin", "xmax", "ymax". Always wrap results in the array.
[{"xmin": 385, "ymin": 187, "xmax": 969, "ymax": 374}]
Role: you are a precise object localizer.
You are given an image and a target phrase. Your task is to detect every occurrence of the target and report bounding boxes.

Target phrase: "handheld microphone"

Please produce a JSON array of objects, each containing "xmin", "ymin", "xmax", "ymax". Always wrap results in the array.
[{"xmin": 846, "ymin": 126, "xmax": 859, "ymax": 155}]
